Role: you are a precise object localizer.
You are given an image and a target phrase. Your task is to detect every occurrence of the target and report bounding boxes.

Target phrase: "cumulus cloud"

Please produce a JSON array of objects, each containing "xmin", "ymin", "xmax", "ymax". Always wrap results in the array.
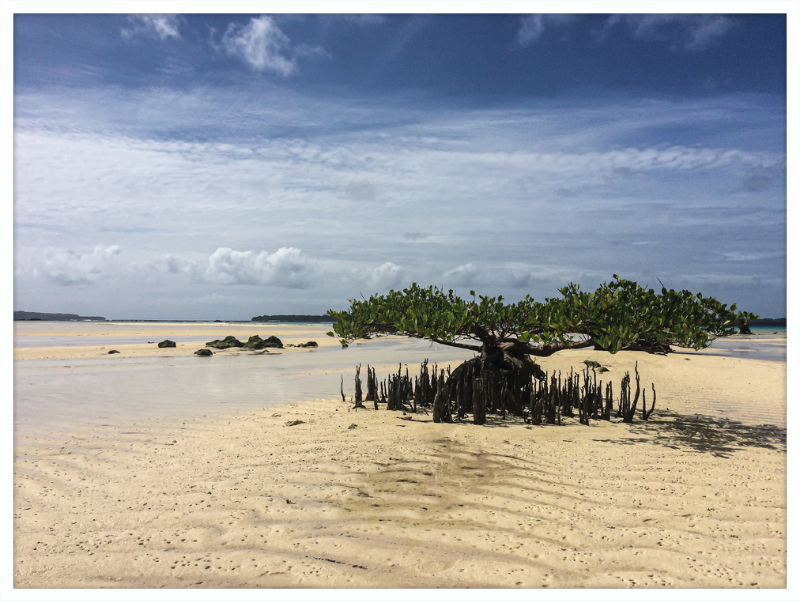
[
  {"xmin": 222, "ymin": 16, "xmax": 297, "ymax": 75},
  {"xmin": 203, "ymin": 247, "xmax": 315, "ymax": 288},
  {"xmin": 444, "ymin": 263, "xmax": 480, "ymax": 287},
  {"xmin": 13, "ymin": 82, "xmax": 786, "ymax": 317},
  {"xmin": 517, "ymin": 15, "xmax": 578, "ymax": 46},
  {"xmin": 604, "ymin": 15, "xmax": 734, "ymax": 51},
  {"xmin": 121, "ymin": 15, "xmax": 181, "ymax": 41},
  {"xmin": 367, "ymin": 262, "xmax": 406, "ymax": 289},
  {"xmin": 39, "ymin": 244, "xmax": 121, "ymax": 285}
]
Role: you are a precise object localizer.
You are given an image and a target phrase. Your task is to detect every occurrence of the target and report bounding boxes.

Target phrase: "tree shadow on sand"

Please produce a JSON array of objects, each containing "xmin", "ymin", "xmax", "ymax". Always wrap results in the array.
[{"xmin": 593, "ymin": 411, "xmax": 786, "ymax": 458}]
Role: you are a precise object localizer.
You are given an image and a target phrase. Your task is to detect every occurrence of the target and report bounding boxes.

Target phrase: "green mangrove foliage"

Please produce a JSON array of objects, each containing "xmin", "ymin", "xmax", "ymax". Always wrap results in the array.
[{"xmin": 328, "ymin": 275, "xmax": 757, "ymax": 357}]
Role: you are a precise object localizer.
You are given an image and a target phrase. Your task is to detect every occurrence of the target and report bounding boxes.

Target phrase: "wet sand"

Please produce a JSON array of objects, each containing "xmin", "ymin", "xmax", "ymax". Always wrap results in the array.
[{"xmin": 12, "ymin": 323, "xmax": 789, "ymax": 589}]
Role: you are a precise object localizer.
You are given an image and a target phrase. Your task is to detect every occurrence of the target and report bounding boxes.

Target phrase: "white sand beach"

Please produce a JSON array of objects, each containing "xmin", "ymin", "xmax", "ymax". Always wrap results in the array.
[{"xmin": 12, "ymin": 323, "xmax": 789, "ymax": 589}]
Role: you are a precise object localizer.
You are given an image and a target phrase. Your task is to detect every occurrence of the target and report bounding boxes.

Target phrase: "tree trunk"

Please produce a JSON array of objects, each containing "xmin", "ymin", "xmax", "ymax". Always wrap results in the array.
[{"xmin": 447, "ymin": 345, "xmax": 545, "ymax": 426}]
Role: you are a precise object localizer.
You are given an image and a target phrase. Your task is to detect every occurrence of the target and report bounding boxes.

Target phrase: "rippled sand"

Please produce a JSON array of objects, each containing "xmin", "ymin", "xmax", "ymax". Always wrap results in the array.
[{"xmin": 12, "ymin": 324, "xmax": 788, "ymax": 589}]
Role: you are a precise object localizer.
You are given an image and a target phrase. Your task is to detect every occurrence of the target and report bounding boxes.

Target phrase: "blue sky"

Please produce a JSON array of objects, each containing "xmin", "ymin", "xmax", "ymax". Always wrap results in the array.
[{"xmin": 10, "ymin": 11, "xmax": 790, "ymax": 319}]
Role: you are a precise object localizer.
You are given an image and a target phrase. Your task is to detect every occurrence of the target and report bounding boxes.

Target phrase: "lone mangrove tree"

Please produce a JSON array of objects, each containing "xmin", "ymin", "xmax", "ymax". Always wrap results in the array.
[{"xmin": 327, "ymin": 275, "xmax": 756, "ymax": 424}]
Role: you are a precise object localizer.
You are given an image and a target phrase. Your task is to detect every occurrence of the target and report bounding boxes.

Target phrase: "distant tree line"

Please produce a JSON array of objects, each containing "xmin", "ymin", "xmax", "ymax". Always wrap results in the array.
[
  {"xmin": 746, "ymin": 318, "xmax": 786, "ymax": 327},
  {"xmin": 251, "ymin": 314, "xmax": 338, "ymax": 323},
  {"xmin": 14, "ymin": 311, "xmax": 107, "ymax": 321}
]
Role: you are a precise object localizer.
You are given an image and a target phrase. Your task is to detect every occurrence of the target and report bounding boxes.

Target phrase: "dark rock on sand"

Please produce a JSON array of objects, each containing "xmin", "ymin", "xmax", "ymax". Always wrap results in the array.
[
  {"xmin": 195, "ymin": 348, "xmax": 213, "ymax": 356},
  {"xmin": 158, "ymin": 340, "xmax": 177, "ymax": 348},
  {"xmin": 205, "ymin": 336, "xmax": 244, "ymax": 349},
  {"xmin": 260, "ymin": 335, "xmax": 283, "ymax": 348},
  {"xmin": 296, "ymin": 341, "xmax": 318, "ymax": 348},
  {"xmin": 108, "ymin": 349, "xmax": 120, "ymax": 354},
  {"xmin": 243, "ymin": 335, "xmax": 283, "ymax": 349},
  {"xmin": 243, "ymin": 335, "xmax": 268, "ymax": 350}
]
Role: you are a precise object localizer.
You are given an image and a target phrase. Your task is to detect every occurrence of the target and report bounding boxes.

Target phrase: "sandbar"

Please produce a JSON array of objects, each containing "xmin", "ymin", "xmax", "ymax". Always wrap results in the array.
[{"xmin": 12, "ymin": 324, "xmax": 788, "ymax": 589}]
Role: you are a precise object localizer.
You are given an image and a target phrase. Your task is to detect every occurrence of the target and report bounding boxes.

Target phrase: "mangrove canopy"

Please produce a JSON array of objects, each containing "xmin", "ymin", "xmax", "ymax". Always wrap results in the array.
[
  {"xmin": 328, "ymin": 275, "xmax": 757, "ymax": 357},
  {"xmin": 328, "ymin": 276, "xmax": 756, "ymax": 425}
]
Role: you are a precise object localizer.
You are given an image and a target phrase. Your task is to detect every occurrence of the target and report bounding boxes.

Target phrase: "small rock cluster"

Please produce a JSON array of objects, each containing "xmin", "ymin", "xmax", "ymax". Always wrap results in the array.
[
  {"xmin": 204, "ymin": 335, "xmax": 284, "ymax": 350},
  {"xmin": 192, "ymin": 334, "xmax": 317, "ymax": 357}
]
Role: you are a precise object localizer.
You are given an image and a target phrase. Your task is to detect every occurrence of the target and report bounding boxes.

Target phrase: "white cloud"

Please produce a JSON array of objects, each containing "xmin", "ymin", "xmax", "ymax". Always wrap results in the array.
[
  {"xmin": 367, "ymin": 262, "xmax": 405, "ymax": 289},
  {"xmin": 222, "ymin": 16, "xmax": 296, "ymax": 75},
  {"xmin": 517, "ymin": 15, "xmax": 577, "ymax": 46},
  {"xmin": 606, "ymin": 15, "xmax": 734, "ymax": 51},
  {"xmin": 12, "ymin": 84, "xmax": 786, "ymax": 317},
  {"xmin": 444, "ymin": 263, "xmax": 480, "ymax": 287},
  {"xmin": 39, "ymin": 244, "xmax": 121, "ymax": 285},
  {"xmin": 683, "ymin": 16, "xmax": 734, "ymax": 50},
  {"xmin": 121, "ymin": 15, "xmax": 181, "ymax": 41},
  {"xmin": 203, "ymin": 247, "xmax": 315, "ymax": 288},
  {"xmin": 722, "ymin": 251, "xmax": 783, "ymax": 262}
]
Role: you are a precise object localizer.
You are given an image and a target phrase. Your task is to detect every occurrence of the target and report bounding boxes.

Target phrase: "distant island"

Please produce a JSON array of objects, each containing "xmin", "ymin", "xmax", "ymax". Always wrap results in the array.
[
  {"xmin": 749, "ymin": 318, "xmax": 786, "ymax": 327},
  {"xmin": 251, "ymin": 314, "xmax": 338, "ymax": 323},
  {"xmin": 14, "ymin": 311, "xmax": 107, "ymax": 321}
]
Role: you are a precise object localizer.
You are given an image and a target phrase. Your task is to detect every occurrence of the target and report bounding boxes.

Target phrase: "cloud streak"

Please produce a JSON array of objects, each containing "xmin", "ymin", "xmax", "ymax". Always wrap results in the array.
[
  {"xmin": 13, "ymin": 82, "xmax": 785, "ymax": 317},
  {"xmin": 517, "ymin": 14, "xmax": 736, "ymax": 50},
  {"xmin": 604, "ymin": 15, "xmax": 735, "ymax": 50},
  {"xmin": 121, "ymin": 15, "xmax": 181, "ymax": 41},
  {"xmin": 517, "ymin": 15, "xmax": 577, "ymax": 46}
]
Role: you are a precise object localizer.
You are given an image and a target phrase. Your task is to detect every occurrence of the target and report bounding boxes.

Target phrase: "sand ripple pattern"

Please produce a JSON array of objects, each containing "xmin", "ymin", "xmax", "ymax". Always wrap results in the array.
[{"xmin": 14, "ymin": 398, "xmax": 786, "ymax": 589}]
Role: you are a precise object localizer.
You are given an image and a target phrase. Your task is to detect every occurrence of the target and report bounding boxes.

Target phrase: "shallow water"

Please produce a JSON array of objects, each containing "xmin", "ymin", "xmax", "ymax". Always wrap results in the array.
[
  {"xmin": 13, "ymin": 326, "xmax": 786, "ymax": 438},
  {"xmin": 13, "ymin": 320, "xmax": 282, "ymax": 348},
  {"xmin": 13, "ymin": 334, "xmax": 216, "ymax": 348},
  {"xmin": 13, "ymin": 338, "xmax": 475, "ymax": 438},
  {"xmin": 674, "ymin": 335, "xmax": 787, "ymax": 363}
]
